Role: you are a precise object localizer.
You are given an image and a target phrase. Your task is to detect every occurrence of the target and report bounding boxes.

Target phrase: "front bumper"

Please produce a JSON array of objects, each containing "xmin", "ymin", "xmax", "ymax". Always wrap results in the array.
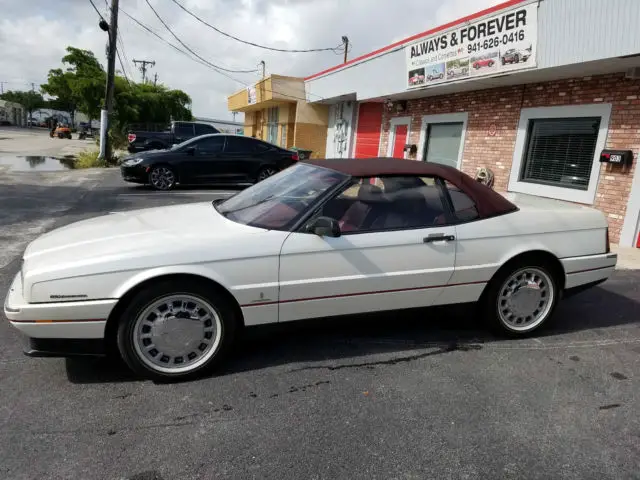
[
  {"xmin": 4, "ymin": 272, "xmax": 115, "ymax": 340},
  {"xmin": 120, "ymin": 164, "xmax": 148, "ymax": 183},
  {"xmin": 25, "ymin": 338, "xmax": 106, "ymax": 357}
]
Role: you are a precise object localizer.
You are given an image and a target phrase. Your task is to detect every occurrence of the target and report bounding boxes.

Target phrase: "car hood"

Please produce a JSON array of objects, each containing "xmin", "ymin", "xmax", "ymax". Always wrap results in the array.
[
  {"xmin": 122, "ymin": 149, "xmax": 170, "ymax": 162},
  {"xmin": 22, "ymin": 202, "xmax": 266, "ymax": 275}
]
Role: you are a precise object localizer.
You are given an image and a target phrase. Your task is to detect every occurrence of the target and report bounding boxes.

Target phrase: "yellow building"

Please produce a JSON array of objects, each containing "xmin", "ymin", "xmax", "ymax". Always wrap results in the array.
[{"xmin": 227, "ymin": 75, "xmax": 329, "ymax": 158}]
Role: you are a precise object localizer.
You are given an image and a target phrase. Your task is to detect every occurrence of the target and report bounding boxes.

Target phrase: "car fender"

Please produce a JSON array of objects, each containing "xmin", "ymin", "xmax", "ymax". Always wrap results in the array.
[{"xmin": 111, "ymin": 264, "xmax": 236, "ymax": 300}]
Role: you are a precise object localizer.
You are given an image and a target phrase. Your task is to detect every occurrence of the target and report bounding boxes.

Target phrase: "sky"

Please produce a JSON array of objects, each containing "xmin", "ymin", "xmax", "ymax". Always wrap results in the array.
[{"xmin": 0, "ymin": 0, "xmax": 503, "ymax": 120}]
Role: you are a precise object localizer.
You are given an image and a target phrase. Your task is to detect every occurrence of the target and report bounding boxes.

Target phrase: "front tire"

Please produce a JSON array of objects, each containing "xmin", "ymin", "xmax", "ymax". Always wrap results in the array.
[
  {"xmin": 116, "ymin": 280, "xmax": 237, "ymax": 381},
  {"xmin": 149, "ymin": 165, "xmax": 176, "ymax": 191},
  {"xmin": 482, "ymin": 259, "xmax": 560, "ymax": 336}
]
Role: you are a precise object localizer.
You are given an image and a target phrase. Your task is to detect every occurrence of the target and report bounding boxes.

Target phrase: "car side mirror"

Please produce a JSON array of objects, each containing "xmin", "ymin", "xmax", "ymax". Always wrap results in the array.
[
  {"xmin": 308, "ymin": 216, "xmax": 341, "ymax": 237},
  {"xmin": 186, "ymin": 146, "xmax": 196, "ymax": 155}
]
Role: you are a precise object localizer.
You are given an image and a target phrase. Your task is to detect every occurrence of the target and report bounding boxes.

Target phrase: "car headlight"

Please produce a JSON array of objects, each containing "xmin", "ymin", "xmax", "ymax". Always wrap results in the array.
[{"xmin": 123, "ymin": 157, "xmax": 144, "ymax": 166}]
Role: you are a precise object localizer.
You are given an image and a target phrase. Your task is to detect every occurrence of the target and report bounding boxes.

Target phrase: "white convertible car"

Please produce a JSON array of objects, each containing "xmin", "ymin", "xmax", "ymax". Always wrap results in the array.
[{"xmin": 5, "ymin": 158, "xmax": 617, "ymax": 380}]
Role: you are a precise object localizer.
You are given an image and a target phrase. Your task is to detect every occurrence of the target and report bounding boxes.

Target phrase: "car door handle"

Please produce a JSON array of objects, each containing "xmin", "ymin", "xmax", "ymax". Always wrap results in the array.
[{"xmin": 423, "ymin": 234, "xmax": 455, "ymax": 243}]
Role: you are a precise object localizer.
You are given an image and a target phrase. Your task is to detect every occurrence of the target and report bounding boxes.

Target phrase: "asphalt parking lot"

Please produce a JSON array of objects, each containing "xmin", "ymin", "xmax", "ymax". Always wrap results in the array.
[{"xmin": 1, "ymin": 166, "xmax": 639, "ymax": 480}]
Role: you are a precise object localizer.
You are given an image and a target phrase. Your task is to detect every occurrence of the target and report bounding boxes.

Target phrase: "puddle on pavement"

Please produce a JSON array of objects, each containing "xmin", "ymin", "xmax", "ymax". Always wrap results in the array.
[{"xmin": 0, "ymin": 155, "xmax": 76, "ymax": 171}]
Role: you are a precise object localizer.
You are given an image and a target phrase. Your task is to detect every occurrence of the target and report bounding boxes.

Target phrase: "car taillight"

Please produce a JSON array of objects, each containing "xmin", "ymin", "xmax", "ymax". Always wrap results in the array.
[
  {"xmin": 291, "ymin": 153, "xmax": 299, "ymax": 161},
  {"xmin": 127, "ymin": 133, "xmax": 136, "ymax": 143},
  {"xmin": 605, "ymin": 227, "xmax": 610, "ymax": 253}
]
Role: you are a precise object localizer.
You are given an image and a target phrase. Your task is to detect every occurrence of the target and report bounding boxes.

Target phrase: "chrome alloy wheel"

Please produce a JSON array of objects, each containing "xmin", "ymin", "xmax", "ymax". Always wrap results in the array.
[
  {"xmin": 132, "ymin": 294, "xmax": 222, "ymax": 374},
  {"xmin": 257, "ymin": 167, "xmax": 277, "ymax": 181},
  {"xmin": 497, "ymin": 267, "xmax": 555, "ymax": 332},
  {"xmin": 150, "ymin": 166, "xmax": 175, "ymax": 190}
]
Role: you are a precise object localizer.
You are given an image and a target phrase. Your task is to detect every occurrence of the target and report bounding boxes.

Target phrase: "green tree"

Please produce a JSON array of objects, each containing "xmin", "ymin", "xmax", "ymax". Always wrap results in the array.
[
  {"xmin": 41, "ymin": 47, "xmax": 105, "ymax": 126},
  {"xmin": 41, "ymin": 45, "xmax": 193, "ymax": 154},
  {"xmin": 113, "ymin": 81, "xmax": 192, "ymax": 128},
  {"xmin": 0, "ymin": 90, "xmax": 45, "ymax": 126},
  {"xmin": 41, "ymin": 69, "xmax": 77, "ymax": 126}
]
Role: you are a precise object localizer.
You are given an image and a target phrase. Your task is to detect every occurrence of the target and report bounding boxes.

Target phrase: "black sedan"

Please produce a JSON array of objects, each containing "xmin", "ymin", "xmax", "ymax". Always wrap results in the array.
[{"xmin": 120, "ymin": 134, "xmax": 300, "ymax": 190}]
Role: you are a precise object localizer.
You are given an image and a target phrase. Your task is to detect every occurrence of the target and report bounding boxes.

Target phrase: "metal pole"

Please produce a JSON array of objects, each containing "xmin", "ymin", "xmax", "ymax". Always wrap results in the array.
[
  {"xmin": 99, "ymin": 0, "xmax": 120, "ymax": 161},
  {"xmin": 342, "ymin": 36, "xmax": 349, "ymax": 63},
  {"xmin": 260, "ymin": 60, "xmax": 266, "ymax": 79}
]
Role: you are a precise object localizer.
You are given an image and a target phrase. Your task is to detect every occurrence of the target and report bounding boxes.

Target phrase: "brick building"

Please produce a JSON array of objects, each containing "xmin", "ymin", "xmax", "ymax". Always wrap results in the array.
[{"xmin": 304, "ymin": 0, "xmax": 640, "ymax": 247}]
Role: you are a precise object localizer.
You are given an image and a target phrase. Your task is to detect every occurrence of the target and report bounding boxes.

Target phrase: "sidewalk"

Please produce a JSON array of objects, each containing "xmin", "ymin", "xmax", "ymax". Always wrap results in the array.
[{"xmin": 611, "ymin": 245, "xmax": 640, "ymax": 270}]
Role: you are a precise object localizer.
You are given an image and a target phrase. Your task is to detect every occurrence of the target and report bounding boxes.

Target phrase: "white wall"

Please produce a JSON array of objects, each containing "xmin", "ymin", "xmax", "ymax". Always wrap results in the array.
[
  {"xmin": 306, "ymin": 0, "xmax": 640, "ymax": 103},
  {"xmin": 325, "ymin": 101, "xmax": 356, "ymax": 158}
]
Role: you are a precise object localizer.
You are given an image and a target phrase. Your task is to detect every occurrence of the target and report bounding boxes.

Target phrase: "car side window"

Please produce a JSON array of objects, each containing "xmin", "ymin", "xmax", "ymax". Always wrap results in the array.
[
  {"xmin": 318, "ymin": 176, "xmax": 449, "ymax": 233},
  {"xmin": 225, "ymin": 136, "xmax": 252, "ymax": 154},
  {"xmin": 195, "ymin": 124, "xmax": 216, "ymax": 135},
  {"xmin": 444, "ymin": 180, "xmax": 479, "ymax": 222},
  {"xmin": 252, "ymin": 141, "xmax": 271, "ymax": 153},
  {"xmin": 194, "ymin": 136, "xmax": 224, "ymax": 153},
  {"xmin": 174, "ymin": 123, "xmax": 194, "ymax": 136}
]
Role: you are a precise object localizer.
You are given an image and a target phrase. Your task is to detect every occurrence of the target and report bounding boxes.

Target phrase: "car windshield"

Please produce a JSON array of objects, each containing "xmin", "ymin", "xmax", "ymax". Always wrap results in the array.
[{"xmin": 216, "ymin": 163, "xmax": 348, "ymax": 230}]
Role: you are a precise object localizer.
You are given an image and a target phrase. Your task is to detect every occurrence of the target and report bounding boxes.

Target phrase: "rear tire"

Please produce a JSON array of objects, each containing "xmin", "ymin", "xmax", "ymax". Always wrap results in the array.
[
  {"xmin": 116, "ymin": 279, "xmax": 237, "ymax": 381},
  {"xmin": 482, "ymin": 257, "xmax": 560, "ymax": 337},
  {"xmin": 256, "ymin": 166, "xmax": 277, "ymax": 183}
]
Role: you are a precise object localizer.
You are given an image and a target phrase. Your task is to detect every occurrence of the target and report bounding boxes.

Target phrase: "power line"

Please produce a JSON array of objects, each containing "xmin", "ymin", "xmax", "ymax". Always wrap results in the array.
[
  {"xmin": 170, "ymin": 0, "xmax": 346, "ymax": 54},
  {"xmin": 119, "ymin": 7, "xmax": 322, "ymax": 103},
  {"xmin": 100, "ymin": 0, "xmax": 134, "ymax": 82},
  {"xmin": 120, "ymin": 8, "xmax": 232, "ymax": 78},
  {"xmin": 144, "ymin": 0, "xmax": 259, "ymax": 74},
  {"xmin": 117, "ymin": 50, "xmax": 131, "ymax": 84},
  {"xmin": 117, "ymin": 35, "xmax": 134, "ymax": 81},
  {"xmin": 88, "ymin": 0, "xmax": 106, "ymax": 21}
]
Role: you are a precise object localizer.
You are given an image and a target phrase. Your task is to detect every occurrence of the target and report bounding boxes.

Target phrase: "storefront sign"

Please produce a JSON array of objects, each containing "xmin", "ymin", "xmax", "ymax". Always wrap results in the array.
[
  {"xmin": 405, "ymin": 3, "xmax": 538, "ymax": 90},
  {"xmin": 247, "ymin": 85, "xmax": 257, "ymax": 104}
]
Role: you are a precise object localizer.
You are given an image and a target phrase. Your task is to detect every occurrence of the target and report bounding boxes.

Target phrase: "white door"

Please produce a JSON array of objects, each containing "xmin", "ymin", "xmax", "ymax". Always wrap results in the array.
[
  {"xmin": 278, "ymin": 176, "xmax": 457, "ymax": 322},
  {"xmin": 424, "ymin": 122, "xmax": 464, "ymax": 168}
]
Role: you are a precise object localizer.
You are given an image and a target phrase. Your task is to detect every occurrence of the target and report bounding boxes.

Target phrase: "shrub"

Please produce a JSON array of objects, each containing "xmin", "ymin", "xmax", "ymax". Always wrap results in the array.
[{"xmin": 75, "ymin": 150, "xmax": 107, "ymax": 169}]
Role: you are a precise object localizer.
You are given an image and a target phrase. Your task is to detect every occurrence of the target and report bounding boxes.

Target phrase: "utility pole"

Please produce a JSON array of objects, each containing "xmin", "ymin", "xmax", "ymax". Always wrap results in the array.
[
  {"xmin": 342, "ymin": 36, "xmax": 349, "ymax": 63},
  {"xmin": 0, "ymin": 81, "xmax": 5, "ymax": 94},
  {"xmin": 99, "ymin": 0, "xmax": 120, "ymax": 161},
  {"xmin": 153, "ymin": 72, "xmax": 158, "ymax": 86},
  {"xmin": 259, "ymin": 60, "xmax": 266, "ymax": 79},
  {"xmin": 31, "ymin": 82, "xmax": 35, "ymax": 92},
  {"xmin": 133, "ymin": 59, "xmax": 155, "ymax": 83}
]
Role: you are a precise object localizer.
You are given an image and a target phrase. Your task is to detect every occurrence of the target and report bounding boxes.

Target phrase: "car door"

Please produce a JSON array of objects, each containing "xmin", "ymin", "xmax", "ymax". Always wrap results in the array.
[
  {"xmin": 277, "ymin": 176, "xmax": 457, "ymax": 322},
  {"xmin": 178, "ymin": 136, "xmax": 225, "ymax": 183},
  {"xmin": 222, "ymin": 136, "xmax": 263, "ymax": 182}
]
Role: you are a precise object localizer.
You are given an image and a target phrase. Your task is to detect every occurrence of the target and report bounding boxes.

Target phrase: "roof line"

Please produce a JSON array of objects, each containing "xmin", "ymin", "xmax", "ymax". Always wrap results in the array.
[{"xmin": 304, "ymin": 0, "xmax": 529, "ymax": 82}]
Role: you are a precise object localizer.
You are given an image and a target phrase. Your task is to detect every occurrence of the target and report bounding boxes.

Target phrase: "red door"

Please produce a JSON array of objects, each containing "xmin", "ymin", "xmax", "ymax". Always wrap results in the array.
[
  {"xmin": 354, "ymin": 103, "xmax": 384, "ymax": 158},
  {"xmin": 392, "ymin": 125, "xmax": 408, "ymax": 158}
]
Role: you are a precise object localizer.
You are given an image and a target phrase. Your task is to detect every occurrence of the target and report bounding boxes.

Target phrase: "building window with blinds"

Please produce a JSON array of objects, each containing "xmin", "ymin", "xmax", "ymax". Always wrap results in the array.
[
  {"xmin": 520, "ymin": 117, "xmax": 601, "ymax": 191},
  {"xmin": 267, "ymin": 107, "xmax": 279, "ymax": 145}
]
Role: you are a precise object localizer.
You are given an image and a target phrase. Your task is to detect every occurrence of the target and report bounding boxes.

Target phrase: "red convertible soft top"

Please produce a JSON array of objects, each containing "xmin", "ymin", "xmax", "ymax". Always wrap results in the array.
[{"xmin": 302, "ymin": 157, "xmax": 518, "ymax": 219}]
